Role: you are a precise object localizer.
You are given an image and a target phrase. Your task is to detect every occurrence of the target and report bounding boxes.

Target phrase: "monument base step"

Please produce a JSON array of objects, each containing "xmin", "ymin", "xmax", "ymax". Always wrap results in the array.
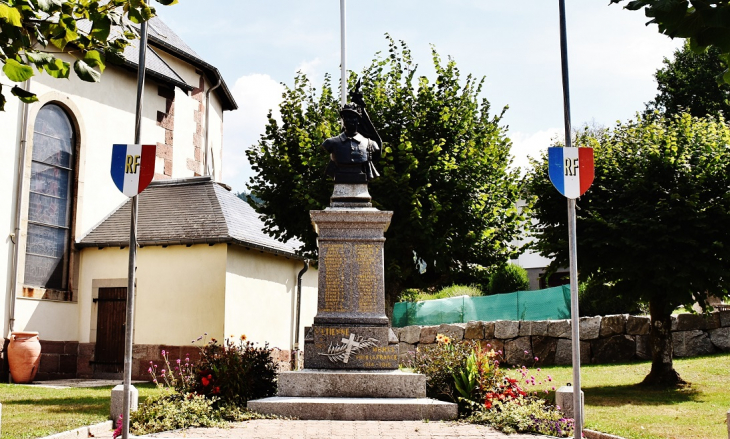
[
  {"xmin": 247, "ymin": 396, "xmax": 458, "ymax": 421},
  {"xmin": 278, "ymin": 369, "xmax": 426, "ymax": 398}
]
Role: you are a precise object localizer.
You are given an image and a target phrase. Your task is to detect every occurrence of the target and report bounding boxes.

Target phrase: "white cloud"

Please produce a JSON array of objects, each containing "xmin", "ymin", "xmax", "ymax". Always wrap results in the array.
[
  {"xmin": 509, "ymin": 128, "xmax": 561, "ymax": 174},
  {"xmin": 221, "ymin": 74, "xmax": 285, "ymax": 193}
]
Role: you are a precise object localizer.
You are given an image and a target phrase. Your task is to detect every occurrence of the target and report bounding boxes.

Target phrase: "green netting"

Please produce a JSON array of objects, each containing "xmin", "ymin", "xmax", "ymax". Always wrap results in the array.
[{"xmin": 392, "ymin": 285, "xmax": 571, "ymax": 327}]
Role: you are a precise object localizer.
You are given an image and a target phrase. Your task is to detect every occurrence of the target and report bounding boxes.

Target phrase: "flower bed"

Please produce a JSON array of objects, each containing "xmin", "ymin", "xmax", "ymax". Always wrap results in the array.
[{"xmin": 406, "ymin": 334, "xmax": 574, "ymax": 436}]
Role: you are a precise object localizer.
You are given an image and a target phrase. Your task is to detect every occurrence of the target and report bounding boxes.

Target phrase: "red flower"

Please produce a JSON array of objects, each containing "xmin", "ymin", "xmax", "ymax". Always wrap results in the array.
[
  {"xmin": 485, "ymin": 400, "xmax": 492, "ymax": 409},
  {"xmin": 201, "ymin": 377, "xmax": 210, "ymax": 386},
  {"xmin": 213, "ymin": 386, "xmax": 220, "ymax": 394}
]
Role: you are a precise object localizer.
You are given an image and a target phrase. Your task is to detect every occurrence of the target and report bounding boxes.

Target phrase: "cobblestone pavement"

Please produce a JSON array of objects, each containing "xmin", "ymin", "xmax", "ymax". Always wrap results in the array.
[{"xmin": 143, "ymin": 420, "xmax": 549, "ymax": 439}]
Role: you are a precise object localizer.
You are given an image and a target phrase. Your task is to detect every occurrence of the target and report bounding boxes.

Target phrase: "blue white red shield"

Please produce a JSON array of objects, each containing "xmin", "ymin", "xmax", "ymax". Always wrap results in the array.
[
  {"xmin": 548, "ymin": 147, "xmax": 594, "ymax": 199},
  {"xmin": 110, "ymin": 144, "xmax": 156, "ymax": 197}
]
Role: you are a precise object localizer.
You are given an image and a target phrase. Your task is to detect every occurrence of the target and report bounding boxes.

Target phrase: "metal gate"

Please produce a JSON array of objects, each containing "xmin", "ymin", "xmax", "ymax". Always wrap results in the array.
[{"xmin": 93, "ymin": 287, "xmax": 126, "ymax": 376}]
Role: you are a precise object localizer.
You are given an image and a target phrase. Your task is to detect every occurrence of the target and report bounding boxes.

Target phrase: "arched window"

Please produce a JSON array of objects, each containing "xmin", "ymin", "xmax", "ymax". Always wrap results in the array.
[{"xmin": 24, "ymin": 104, "xmax": 76, "ymax": 291}]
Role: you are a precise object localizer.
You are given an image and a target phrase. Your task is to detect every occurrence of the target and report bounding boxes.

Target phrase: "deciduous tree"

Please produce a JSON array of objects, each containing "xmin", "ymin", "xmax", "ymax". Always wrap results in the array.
[
  {"xmin": 526, "ymin": 113, "xmax": 730, "ymax": 386},
  {"xmin": 647, "ymin": 42, "xmax": 730, "ymax": 118},
  {"xmin": 611, "ymin": 0, "xmax": 730, "ymax": 83},
  {"xmin": 246, "ymin": 38, "xmax": 526, "ymax": 307},
  {"xmin": 0, "ymin": 0, "xmax": 177, "ymax": 110}
]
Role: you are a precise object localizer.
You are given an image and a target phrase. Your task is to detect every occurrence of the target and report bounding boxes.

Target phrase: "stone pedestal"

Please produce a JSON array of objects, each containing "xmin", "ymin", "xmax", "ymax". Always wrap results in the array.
[
  {"xmin": 249, "ymin": 197, "xmax": 456, "ymax": 421},
  {"xmin": 304, "ymin": 208, "xmax": 398, "ymax": 370}
]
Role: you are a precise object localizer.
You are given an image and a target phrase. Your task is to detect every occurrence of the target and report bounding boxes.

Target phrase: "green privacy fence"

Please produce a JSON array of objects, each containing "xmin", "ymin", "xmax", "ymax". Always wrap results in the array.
[{"xmin": 392, "ymin": 285, "xmax": 572, "ymax": 327}]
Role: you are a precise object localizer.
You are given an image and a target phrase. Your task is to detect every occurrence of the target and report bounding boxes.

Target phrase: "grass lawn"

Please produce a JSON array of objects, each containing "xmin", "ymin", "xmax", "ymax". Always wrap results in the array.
[
  {"xmin": 531, "ymin": 352, "xmax": 730, "ymax": 439},
  {"xmin": 0, "ymin": 383, "xmax": 161, "ymax": 439}
]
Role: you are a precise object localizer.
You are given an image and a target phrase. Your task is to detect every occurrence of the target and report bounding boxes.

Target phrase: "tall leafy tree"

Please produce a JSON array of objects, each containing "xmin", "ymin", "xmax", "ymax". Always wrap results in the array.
[
  {"xmin": 647, "ymin": 42, "xmax": 730, "ymax": 118},
  {"xmin": 610, "ymin": 0, "xmax": 730, "ymax": 83},
  {"xmin": 0, "ymin": 0, "xmax": 177, "ymax": 110},
  {"xmin": 526, "ymin": 113, "xmax": 730, "ymax": 386},
  {"xmin": 246, "ymin": 37, "xmax": 526, "ymax": 306}
]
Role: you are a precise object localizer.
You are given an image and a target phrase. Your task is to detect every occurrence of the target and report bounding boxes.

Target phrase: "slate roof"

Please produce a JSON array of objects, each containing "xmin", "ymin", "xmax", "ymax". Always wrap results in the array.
[
  {"xmin": 77, "ymin": 177, "xmax": 303, "ymax": 259},
  {"xmin": 76, "ymin": 16, "xmax": 237, "ymax": 110}
]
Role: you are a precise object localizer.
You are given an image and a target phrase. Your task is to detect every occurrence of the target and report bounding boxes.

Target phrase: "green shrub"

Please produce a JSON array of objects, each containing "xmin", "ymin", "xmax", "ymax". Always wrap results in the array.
[
  {"xmin": 130, "ymin": 391, "xmax": 224, "ymax": 434},
  {"xmin": 193, "ymin": 337, "xmax": 278, "ymax": 407},
  {"xmin": 409, "ymin": 335, "xmax": 572, "ymax": 436},
  {"xmin": 578, "ymin": 277, "xmax": 644, "ymax": 317},
  {"xmin": 407, "ymin": 337, "xmax": 477, "ymax": 401},
  {"xmin": 129, "ymin": 391, "xmax": 265, "ymax": 435},
  {"xmin": 400, "ymin": 284, "xmax": 483, "ymax": 302},
  {"xmin": 398, "ymin": 288, "xmax": 422, "ymax": 302},
  {"xmin": 467, "ymin": 396, "xmax": 573, "ymax": 437},
  {"xmin": 488, "ymin": 264, "xmax": 529, "ymax": 295},
  {"xmin": 438, "ymin": 284, "xmax": 482, "ymax": 297}
]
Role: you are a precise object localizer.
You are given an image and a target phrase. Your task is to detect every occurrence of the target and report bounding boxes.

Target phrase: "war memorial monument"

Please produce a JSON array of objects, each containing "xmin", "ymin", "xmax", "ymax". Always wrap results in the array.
[{"xmin": 248, "ymin": 90, "xmax": 457, "ymax": 420}]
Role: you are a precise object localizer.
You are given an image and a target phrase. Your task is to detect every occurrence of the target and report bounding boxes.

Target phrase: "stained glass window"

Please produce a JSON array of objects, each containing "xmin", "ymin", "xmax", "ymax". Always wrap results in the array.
[{"xmin": 24, "ymin": 104, "xmax": 75, "ymax": 290}]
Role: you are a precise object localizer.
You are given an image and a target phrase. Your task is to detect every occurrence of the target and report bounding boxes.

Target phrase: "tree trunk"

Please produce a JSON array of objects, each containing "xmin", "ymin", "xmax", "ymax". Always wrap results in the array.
[{"xmin": 641, "ymin": 296, "xmax": 685, "ymax": 387}]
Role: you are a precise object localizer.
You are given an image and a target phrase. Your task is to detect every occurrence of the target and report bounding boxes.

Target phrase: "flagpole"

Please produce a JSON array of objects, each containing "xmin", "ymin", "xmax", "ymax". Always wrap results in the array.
[
  {"xmin": 122, "ymin": 20, "xmax": 148, "ymax": 439},
  {"xmin": 558, "ymin": 0, "xmax": 583, "ymax": 437},
  {"xmin": 340, "ymin": 0, "xmax": 347, "ymax": 106}
]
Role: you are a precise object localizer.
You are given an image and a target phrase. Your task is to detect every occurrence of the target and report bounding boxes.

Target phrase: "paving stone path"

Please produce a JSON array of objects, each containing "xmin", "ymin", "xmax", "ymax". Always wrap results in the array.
[{"xmin": 144, "ymin": 420, "xmax": 547, "ymax": 439}]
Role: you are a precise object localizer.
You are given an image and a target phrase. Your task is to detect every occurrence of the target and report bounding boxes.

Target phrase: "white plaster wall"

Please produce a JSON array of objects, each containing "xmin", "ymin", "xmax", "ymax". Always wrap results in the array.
[
  {"xmin": 154, "ymin": 49, "xmax": 201, "ymax": 88},
  {"xmin": 77, "ymin": 244, "xmax": 227, "ymax": 345},
  {"xmin": 224, "ymin": 246, "xmax": 317, "ymax": 350},
  {"xmin": 207, "ymin": 96, "xmax": 224, "ymax": 182},
  {"xmin": 13, "ymin": 299, "xmax": 79, "ymax": 341},
  {"xmin": 0, "ymin": 71, "xmax": 24, "ymax": 336},
  {"xmin": 172, "ymin": 86, "xmax": 196, "ymax": 178}
]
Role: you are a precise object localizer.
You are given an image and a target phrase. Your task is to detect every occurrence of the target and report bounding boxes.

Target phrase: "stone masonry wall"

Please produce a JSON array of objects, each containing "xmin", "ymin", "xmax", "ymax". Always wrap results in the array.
[{"xmin": 394, "ymin": 311, "xmax": 730, "ymax": 366}]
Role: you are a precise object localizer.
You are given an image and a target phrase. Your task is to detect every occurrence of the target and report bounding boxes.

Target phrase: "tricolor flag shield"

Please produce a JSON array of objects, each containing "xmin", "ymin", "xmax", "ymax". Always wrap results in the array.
[
  {"xmin": 110, "ymin": 144, "xmax": 156, "ymax": 197},
  {"xmin": 548, "ymin": 147, "xmax": 594, "ymax": 199}
]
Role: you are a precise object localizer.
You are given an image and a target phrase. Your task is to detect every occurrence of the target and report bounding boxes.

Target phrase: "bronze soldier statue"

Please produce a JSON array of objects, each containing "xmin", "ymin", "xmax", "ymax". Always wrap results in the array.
[{"xmin": 322, "ymin": 84, "xmax": 382, "ymax": 184}]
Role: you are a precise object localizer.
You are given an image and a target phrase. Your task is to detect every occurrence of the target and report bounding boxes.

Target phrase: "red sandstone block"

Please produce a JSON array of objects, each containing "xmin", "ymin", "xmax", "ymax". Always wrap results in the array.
[
  {"xmin": 59, "ymin": 355, "xmax": 77, "ymax": 374},
  {"xmin": 186, "ymin": 158, "xmax": 200, "ymax": 173},
  {"xmin": 156, "ymin": 111, "xmax": 174, "ymax": 130},
  {"xmin": 39, "ymin": 353, "xmax": 60, "ymax": 373},
  {"xmin": 164, "ymin": 159, "xmax": 172, "ymax": 176},
  {"xmin": 194, "ymin": 146, "xmax": 201, "ymax": 161},
  {"xmin": 77, "ymin": 357, "xmax": 93, "ymax": 377},
  {"xmin": 64, "ymin": 341, "xmax": 79, "ymax": 355},
  {"xmin": 165, "ymin": 129, "xmax": 174, "ymax": 146},
  {"xmin": 40, "ymin": 340, "xmax": 65, "ymax": 355}
]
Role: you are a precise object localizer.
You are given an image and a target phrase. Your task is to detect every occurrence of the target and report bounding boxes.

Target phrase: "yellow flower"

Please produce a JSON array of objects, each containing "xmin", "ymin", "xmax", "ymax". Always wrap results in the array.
[
  {"xmin": 240, "ymin": 334, "xmax": 247, "ymax": 341},
  {"xmin": 487, "ymin": 349, "xmax": 497, "ymax": 358},
  {"xmin": 436, "ymin": 334, "xmax": 451, "ymax": 345}
]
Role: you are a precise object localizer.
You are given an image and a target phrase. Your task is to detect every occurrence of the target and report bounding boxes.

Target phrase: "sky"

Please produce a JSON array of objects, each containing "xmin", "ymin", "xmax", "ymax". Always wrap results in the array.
[{"xmin": 155, "ymin": 0, "xmax": 683, "ymax": 194}]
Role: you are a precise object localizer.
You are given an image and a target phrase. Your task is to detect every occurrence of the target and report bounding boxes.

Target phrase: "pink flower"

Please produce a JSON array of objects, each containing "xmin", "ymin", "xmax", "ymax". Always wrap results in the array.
[
  {"xmin": 534, "ymin": 357, "xmax": 539, "ymax": 361},
  {"xmin": 176, "ymin": 359, "xmax": 181, "ymax": 364},
  {"xmin": 161, "ymin": 349, "xmax": 166, "ymax": 356},
  {"xmin": 147, "ymin": 367, "xmax": 152, "ymax": 373},
  {"xmin": 524, "ymin": 350, "xmax": 528, "ymax": 354},
  {"xmin": 161, "ymin": 369, "xmax": 166, "ymax": 374}
]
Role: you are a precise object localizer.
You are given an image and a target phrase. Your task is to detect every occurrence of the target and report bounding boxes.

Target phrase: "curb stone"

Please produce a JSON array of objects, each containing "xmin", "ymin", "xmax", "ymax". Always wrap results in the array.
[
  {"xmin": 584, "ymin": 429, "xmax": 628, "ymax": 439},
  {"xmin": 38, "ymin": 421, "xmax": 113, "ymax": 439}
]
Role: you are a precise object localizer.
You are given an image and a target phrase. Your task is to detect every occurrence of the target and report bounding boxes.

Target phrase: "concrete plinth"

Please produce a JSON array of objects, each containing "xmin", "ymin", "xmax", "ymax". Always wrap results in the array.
[
  {"xmin": 278, "ymin": 369, "xmax": 426, "ymax": 398},
  {"xmin": 110, "ymin": 384, "xmax": 138, "ymax": 427},
  {"xmin": 248, "ymin": 396, "xmax": 457, "ymax": 421},
  {"xmin": 248, "ymin": 369, "xmax": 456, "ymax": 420},
  {"xmin": 555, "ymin": 385, "xmax": 584, "ymax": 422}
]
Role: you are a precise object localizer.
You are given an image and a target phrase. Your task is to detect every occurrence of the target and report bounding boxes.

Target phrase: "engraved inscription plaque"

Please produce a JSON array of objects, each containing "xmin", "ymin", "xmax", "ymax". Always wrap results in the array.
[
  {"xmin": 322, "ymin": 243, "xmax": 347, "ymax": 313},
  {"xmin": 355, "ymin": 243, "xmax": 379, "ymax": 313}
]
